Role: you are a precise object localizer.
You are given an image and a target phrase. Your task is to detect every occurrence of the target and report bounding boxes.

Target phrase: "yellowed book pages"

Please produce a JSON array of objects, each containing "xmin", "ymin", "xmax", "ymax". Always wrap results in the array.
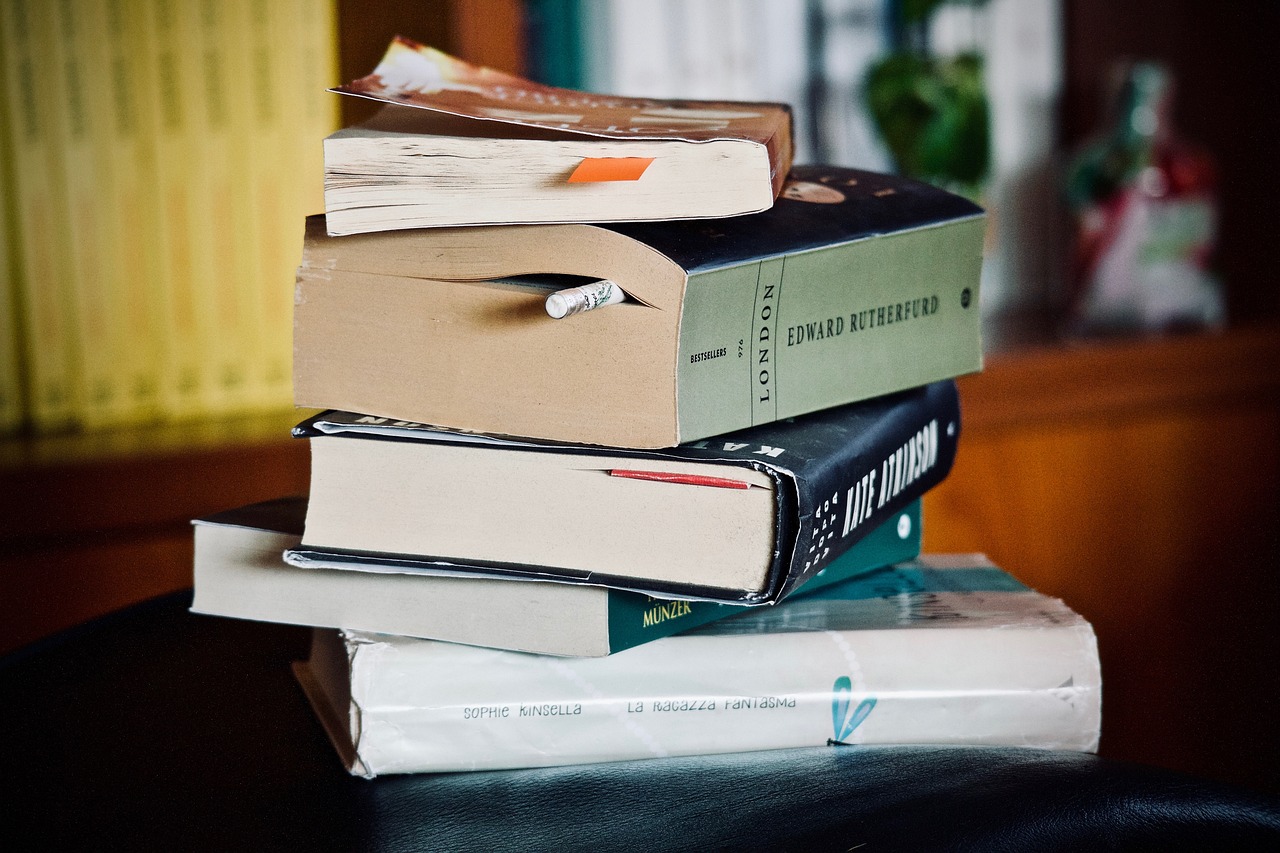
[{"xmin": 0, "ymin": 0, "xmax": 82, "ymax": 430}]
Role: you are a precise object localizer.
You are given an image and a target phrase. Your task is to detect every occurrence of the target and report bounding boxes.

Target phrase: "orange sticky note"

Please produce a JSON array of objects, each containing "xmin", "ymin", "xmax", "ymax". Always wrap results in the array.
[{"xmin": 567, "ymin": 157, "xmax": 654, "ymax": 183}]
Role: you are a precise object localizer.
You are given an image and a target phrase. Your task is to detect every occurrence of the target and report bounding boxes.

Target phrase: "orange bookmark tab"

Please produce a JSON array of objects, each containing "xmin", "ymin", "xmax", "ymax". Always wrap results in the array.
[{"xmin": 568, "ymin": 157, "xmax": 655, "ymax": 183}]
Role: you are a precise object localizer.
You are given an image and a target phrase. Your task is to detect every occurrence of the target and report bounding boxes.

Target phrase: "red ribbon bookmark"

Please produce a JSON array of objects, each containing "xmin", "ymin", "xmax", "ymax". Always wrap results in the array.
[
  {"xmin": 568, "ymin": 157, "xmax": 655, "ymax": 183},
  {"xmin": 607, "ymin": 469, "xmax": 752, "ymax": 490}
]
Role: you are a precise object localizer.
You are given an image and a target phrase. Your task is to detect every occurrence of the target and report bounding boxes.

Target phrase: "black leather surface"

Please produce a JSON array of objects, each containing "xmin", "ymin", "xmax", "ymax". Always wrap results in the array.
[{"xmin": 3, "ymin": 590, "xmax": 1279, "ymax": 852}]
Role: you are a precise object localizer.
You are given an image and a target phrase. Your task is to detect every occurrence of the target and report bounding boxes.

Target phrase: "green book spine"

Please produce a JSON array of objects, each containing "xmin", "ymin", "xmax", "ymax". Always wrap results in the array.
[
  {"xmin": 675, "ymin": 215, "xmax": 985, "ymax": 441},
  {"xmin": 605, "ymin": 500, "xmax": 921, "ymax": 653}
]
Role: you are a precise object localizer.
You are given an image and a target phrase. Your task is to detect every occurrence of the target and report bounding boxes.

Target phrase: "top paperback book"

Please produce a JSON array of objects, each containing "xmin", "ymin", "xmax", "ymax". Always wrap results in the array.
[{"xmin": 323, "ymin": 38, "xmax": 793, "ymax": 234}]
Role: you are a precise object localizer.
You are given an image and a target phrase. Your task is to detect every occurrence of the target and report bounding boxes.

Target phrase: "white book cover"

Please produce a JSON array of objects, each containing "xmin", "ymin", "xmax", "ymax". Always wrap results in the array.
[{"xmin": 296, "ymin": 554, "xmax": 1102, "ymax": 776}]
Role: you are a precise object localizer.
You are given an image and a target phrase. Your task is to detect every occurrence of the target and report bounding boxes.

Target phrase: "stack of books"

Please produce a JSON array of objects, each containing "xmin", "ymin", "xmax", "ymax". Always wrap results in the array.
[{"xmin": 192, "ymin": 39, "xmax": 1101, "ymax": 777}]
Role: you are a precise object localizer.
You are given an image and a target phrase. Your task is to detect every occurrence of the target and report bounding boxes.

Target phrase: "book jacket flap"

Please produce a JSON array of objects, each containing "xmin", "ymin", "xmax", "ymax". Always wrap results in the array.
[{"xmin": 333, "ymin": 37, "xmax": 791, "ymax": 148}]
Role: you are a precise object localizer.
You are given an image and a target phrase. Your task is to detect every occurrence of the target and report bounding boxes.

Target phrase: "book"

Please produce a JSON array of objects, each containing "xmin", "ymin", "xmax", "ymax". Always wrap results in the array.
[
  {"xmin": 99, "ymin": 0, "xmax": 169, "ymax": 425},
  {"xmin": 295, "ymin": 165, "xmax": 985, "ymax": 449},
  {"xmin": 294, "ymin": 554, "xmax": 1102, "ymax": 776},
  {"xmin": 321, "ymin": 37, "xmax": 793, "ymax": 234},
  {"xmin": 0, "ymin": 55, "xmax": 23, "ymax": 434},
  {"xmin": 291, "ymin": 380, "xmax": 959, "ymax": 604},
  {"xmin": 0, "ymin": 0, "xmax": 83, "ymax": 430},
  {"xmin": 144, "ymin": 0, "xmax": 216, "ymax": 418},
  {"xmin": 54, "ymin": 0, "xmax": 134, "ymax": 427},
  {"xmin": 191, "ymin": 497, "xmax": 921, "ymax": 657}
]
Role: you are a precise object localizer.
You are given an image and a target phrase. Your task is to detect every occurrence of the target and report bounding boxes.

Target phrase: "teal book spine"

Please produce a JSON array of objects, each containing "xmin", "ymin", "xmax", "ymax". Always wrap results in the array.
[{"xmin": 604, "ymin": 501, "xmax": 920, "ymax": 653}]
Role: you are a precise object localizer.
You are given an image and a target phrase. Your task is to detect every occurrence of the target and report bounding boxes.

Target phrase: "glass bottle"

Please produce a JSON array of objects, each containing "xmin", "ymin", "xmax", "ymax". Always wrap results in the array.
[{"xmin": 1064, "ymin": 61, "xmax": 1223, "ymax": 333}]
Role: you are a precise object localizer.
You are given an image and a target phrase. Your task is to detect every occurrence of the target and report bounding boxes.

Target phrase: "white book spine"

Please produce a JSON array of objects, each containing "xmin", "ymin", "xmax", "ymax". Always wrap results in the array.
[{"xmin": 313, "ymin": 596, "xmax": 1100, "ymax": 775}]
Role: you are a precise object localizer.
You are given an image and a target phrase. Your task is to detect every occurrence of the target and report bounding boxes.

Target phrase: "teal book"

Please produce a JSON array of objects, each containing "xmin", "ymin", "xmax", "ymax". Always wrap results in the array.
[{"xmin": 193, "ymin": 497, "xmax": 920, "ymax": 657}]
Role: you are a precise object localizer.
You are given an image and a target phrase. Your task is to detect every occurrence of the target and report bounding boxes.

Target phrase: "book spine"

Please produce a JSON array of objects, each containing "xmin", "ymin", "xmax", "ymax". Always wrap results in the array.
[
  {"xmin": 104, "ymin": 0, "xmax": 169, "ymax": 423},
  {"xmin": 0, "ymin": 47, "xmax": 24, "ymax": 434},
  {"xmin": 675, "ymin": 215, "xmax": 985, "ymax": 444},
  {"xmin": 145, "ymin": 0, "xmax": 213, "ymax": 418},
  {"xmin": 72, "ymin": 0, "xmax": 167, "ymax": 425},
  {"xmin": 1, "ymin": 0, "xmax": 83, "ymax": 430},
  {"xmin": 679, "ymin": 379, "xmax": 959, "ymax": 602},
  {"xmin": 51, "ymin": 0, "xmax": 126, "ymax": 427},
  {"xmin": 604, "ymin": 500, "xmax": 920, "ymax": 653},
  {"xmin": 251, "ymin": 0, "xmax": 337, "ymax": 411},
  {"xmin": 329, "ymin": 616, "xmax": 1099, "ymax": 775},
  {"xmin": 182, "ymin": 0, "xmax": 256, "ymax": 415}
]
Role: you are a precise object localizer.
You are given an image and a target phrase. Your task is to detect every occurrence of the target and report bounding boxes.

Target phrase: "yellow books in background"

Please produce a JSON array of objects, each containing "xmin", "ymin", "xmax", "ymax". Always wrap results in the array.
[
  {"xmin": 103, "ymin": 0, "xmax": 173, "ymax": 423},
  {"xmin": 299, "ymin": 0, "xmax": 341, "ymax": 217},
  {"xmin": 0, "ymin": 54, "xmax": 25, "ymax": 434},
  {"xmin": 0, "ymin": 0, "xmax": 82, "ymax": 430},
  {"xmin": 174, "ymin": 0, "xmax": 255, "ymax": 417},
  {"xmin": 51, "ymin": 0, "xmax": 139, "ymax": 428},
  {"xmin": 64, "ymin": 0, "xmax": 166, "ymax": 426},
  {"xmin": 235, "ymin": 0, "xmax": 341, "ymax": 413},
  {"xmin": 236, "ymin": 0, "xmax": 285, "ymax": 412},
  {"xmin": 144, "ymin": 0, "xmax": 213, "ymax": 420},
  {"xmin": 0, "ymin": 0, "xmax": 340, "ymax": 432}
]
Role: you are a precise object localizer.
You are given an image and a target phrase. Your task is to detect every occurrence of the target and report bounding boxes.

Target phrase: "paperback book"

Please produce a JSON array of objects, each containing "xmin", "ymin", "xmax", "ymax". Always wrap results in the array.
[
  {"xmin": 294, "ymin": 555, "xmax": 1102, "ymax": 776},
  {"xmin": 323, "ymin": 37, "xmax": 793, "ymax": 233},
  {"xmin": 191, "ymin": 497, "xmax": 921, "ymax": 657},
  {"xmin": 295, "ymin": 165, "xmax": 985, "ymax": 448},
  {"xmin": 291, "ymin": 380, "xmax": 960, "ymax": 604}
]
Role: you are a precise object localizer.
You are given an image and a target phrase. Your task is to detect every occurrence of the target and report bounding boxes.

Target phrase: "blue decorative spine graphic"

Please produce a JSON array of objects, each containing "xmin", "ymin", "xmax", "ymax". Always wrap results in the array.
[{"xmin": 829, "ymin": 676, "xmax": 876, "ymax": 745}]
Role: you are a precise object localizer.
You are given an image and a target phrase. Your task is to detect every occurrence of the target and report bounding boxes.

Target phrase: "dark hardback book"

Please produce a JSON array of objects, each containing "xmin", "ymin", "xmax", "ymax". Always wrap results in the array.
[
  {"xmin": 289, "ymin": 380, "xmax": 960, "ymax": 604},
  {"xmin": 296, "ymin": 165, "xmax": 984, "ymax": 448}
]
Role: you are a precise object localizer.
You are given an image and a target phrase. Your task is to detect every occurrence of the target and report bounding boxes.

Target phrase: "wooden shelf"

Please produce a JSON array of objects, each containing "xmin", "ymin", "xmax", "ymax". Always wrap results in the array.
[
  {"xmin": 964, "ymin": 321, "xmax": 1280, "ymax": 431},
  {"xmin": 925, "ymin": 321, "xmax": 1280, "ymax": 793},
  {"xmin": 0, "ymin": 410, "xmax": 309, "ymax": 656}
]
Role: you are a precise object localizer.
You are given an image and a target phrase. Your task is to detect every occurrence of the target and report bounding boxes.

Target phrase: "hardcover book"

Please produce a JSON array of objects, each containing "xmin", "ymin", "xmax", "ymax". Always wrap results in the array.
[
  {"xmin": 294, "ymin": 555, "xmax": 1102, "ymax": 776},
  {"xmin": 295, "ymin": 165, "xmax": 985, "ymax": 448},
  {"xmin": 323, "ymin": 37, "xmax": 793, "ymax": 234},
  {"xmin": 191, "ymin": 497, "xmax": 921, "ymax": 657},
  {"xmin": 291, "ymin": 380, "xmax": 959, "ymax": 604}
]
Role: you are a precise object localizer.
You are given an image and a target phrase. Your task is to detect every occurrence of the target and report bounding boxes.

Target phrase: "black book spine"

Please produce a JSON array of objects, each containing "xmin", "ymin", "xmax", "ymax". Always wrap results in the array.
[
  {"xmin": 710, "ymin": 380, "xmax": 961, "ymax": 602},
  {"xmin": 782, "ymin": 380, "xmax": 959, "ymax": 600}
]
